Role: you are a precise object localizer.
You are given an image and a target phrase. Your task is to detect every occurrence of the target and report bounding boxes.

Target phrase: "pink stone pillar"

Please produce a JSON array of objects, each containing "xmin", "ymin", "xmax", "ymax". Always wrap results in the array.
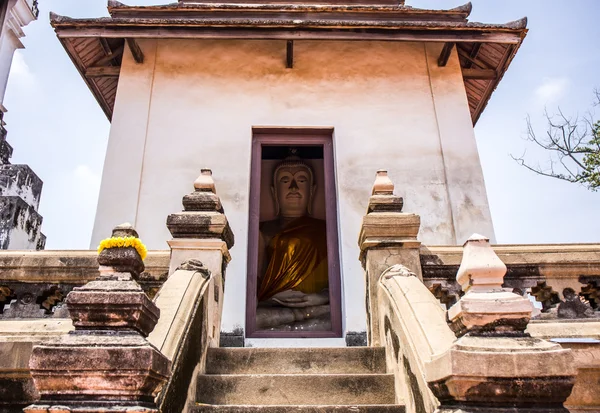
[
  {"xmin": 25, "ymin": 224, "xmax": 170, "ymax": 412},
  {"xmin": 358, "ymin": 170, "xmax": 422, "ymax": 346}
]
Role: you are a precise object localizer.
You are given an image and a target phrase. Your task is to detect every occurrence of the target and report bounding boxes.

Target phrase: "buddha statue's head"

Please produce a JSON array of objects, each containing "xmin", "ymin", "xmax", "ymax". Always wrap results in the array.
[{"xmin": 272, "ymin": 156, "xmax": 316, "ymax": 218}]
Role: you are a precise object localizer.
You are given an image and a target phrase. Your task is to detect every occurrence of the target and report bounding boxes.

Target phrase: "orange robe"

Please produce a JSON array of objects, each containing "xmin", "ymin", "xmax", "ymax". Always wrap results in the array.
[{"xmin": 258, "ymin": 216, "xmax": 328, "ymax": 302}]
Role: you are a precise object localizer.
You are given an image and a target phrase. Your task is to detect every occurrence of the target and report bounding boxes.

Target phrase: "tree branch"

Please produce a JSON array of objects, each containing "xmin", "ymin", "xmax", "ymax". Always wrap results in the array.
[{"xmin": 513, "ymin": 90, "xmax": 600, "ymax": 191}]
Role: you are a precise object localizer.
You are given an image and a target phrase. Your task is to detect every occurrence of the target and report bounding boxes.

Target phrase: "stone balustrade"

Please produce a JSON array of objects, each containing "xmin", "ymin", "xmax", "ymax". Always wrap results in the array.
[
  {"xmin": 1, "ymin": 169, "xmax": 234, "ymax": 412},
  {"xmin": 360, "ymin": 170, "xmax": 583, "ymax": 413},
  {"xmin": 421, "ymin": 243, "xmax": 600, "ymax": 320},
  {"xmin": 0, "ymin": 250, "xmax": 169, "ymax": 411},
  {"xmin": 0, "ymin": 250, "xmax": 169, "ymax": 319}
]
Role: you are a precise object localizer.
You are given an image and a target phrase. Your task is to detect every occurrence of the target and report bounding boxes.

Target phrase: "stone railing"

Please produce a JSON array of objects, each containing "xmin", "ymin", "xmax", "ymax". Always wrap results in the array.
[
  {"xmin": 0, "ymin": 250, "xmax": 169, "ymax": 318},
  {"xmin": 360, "ymin": 171, "xmax": 579, "ymax": 413},
  {"xmin": 377, "ymin": 264, "xmax": 453, "ymax": 412},
  {"xmin": 421, "ymin": 243, "xmax": 600, "ymax": 319},
  {"xmin": 150, "ymin": 258, "xmax": 226, "ymax": 413},
  {"xmin": 154, "ymin": 169, "xmax": 234, "ymax": 413},
  {"xmin": 0, "ymin": 251, "xmax": 169, "ymax": 411},
  {"xmin": 1, "ymin": 169, "xmax": 233, "ymax": 413},
  {"xmin": 421, "ymin": 242, "xmax": 600, "ymax": 411}
]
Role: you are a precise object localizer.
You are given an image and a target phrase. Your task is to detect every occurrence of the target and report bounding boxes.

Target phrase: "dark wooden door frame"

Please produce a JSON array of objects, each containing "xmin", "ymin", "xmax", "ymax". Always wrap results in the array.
[{"xmin": 245, "ymin": 127, "xmax": 343, "ymax": 338}]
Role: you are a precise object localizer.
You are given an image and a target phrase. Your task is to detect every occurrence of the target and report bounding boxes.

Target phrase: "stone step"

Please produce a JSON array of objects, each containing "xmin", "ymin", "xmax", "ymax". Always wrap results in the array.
[
  {"xmin": 196, "ymin": 373, "xmax": 396, "ymax": 405},
  {"xmin": 206, "ymin": 347, "xmax": 386, "ymax": 375},
  {"xmin": 192, "ymin": 404, "xmax": 405, "ymax": 412}
]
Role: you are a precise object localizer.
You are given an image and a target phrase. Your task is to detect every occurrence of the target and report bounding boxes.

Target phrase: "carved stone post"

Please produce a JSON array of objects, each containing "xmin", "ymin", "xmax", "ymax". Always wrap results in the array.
[
  {"xmin": 166, "ymin": 168, "xmax": 234, "ymax": 347},
  {"xmin": 358, "ymin": 170, "xmax": 421, "ymax": 346},
  {"xmin": 426, "ymin": 234, "xmax": 576, "ymax": 413},
  {"xmin": 26, "ymin": 224, "xmax": 170, "ymax": 413}
]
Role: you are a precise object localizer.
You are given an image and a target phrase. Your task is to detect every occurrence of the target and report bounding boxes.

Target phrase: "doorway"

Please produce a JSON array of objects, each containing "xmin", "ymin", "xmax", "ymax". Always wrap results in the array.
[{"xmin": 246, "ymin": 127, "xmax": 342, "ymax": 338}]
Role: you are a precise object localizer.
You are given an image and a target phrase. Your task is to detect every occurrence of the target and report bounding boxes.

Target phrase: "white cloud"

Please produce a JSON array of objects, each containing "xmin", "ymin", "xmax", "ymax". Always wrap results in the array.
[
  {"xmin": 533, "ymin": 77, "xmax": 570, "ymax": 105},
  {"xmin": 8, "ymin": 52, "xmax": 37, "ymax": 93}
]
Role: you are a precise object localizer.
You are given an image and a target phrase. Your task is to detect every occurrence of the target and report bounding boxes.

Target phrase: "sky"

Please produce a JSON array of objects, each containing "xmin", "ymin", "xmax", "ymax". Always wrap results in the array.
[{"xmin": 4, "ymin": 0, "xmax": 600, "ymax": 249}]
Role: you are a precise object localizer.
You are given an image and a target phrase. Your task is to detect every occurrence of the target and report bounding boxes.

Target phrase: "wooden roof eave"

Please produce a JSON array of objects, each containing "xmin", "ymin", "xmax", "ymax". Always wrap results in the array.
[
  {"xmin": 52, "ymin": 23, "xmax": 526, "ymax": 45},
  {"xmin": 50, "ymin": 11, "xmax": 527, "ymax": 123},
  {"xmin": 468, "ymin": 30, "xmax": 527, "ymax": 124},
  {"xmin": 57, "ymin": 36, "xmax": 116, "ymax": 120}
]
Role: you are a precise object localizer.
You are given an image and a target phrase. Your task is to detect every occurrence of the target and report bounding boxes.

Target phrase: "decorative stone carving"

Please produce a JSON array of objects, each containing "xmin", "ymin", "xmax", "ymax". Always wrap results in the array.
[
  {"xmin": 580, "ymin": 280, "xmax": 600, "ymax": 309},
  {"xmin": 557, "ymin": 288, "xmax": 598, "ymax": 319},
  {"xmin": 427, "ymin": 283, "xmax": 459, "ymax": 308},
  {"xmin": 167, "ymin": 169, "xmax": 234, "ymax": 248},
  {"xmin": 531, "ymin": 281, "xmax": 561, "ymax": 312},
  {"xmin": 447, "ymin": 234, "xmax": 533, "ymax": 337},
  {"xmin": 0, "ymin": 285, "xmax": 14, "ymax": 313},
  {"xmin": 36, "ymin": 287, "xmax": 64, "ymax": 314},
  {"xmin": 26, "ymin": 224, "xmax": 170, "ymax": 412},
  {"xmin": 177, "ymin": 258, "xmax": 211, "ymax": 279},
  {"xmin": 427, "ymin": 335, "xmax": 577, "ymax": 412},
  {"xmin": 382, "ymin": 264, "xmax": 416, "ymax": 279}
]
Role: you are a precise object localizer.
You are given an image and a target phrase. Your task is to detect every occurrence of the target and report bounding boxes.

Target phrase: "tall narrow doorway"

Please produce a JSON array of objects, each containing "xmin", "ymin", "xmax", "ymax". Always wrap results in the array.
[{"xmin": 246, "ymin": 128, "xmax": 342, "ymax": 338}]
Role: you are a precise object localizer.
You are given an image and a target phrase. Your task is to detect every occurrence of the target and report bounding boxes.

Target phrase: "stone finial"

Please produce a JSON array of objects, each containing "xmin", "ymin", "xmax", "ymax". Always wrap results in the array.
[
  {"xmin": 456, "ymin": 233, "xmax": 507, "ymax": 293},
  {"xmin": 372, "ymin": 170, "xmax": 394, "ymax": 195},
  {"xmin": 71, "ymin": 224, "xmax": 157, "ymax": 336},
  {"xmin": 97, "ymin": 223, "xmax": 145, "ymax": 279},
  {"xmin": 183, "ymin": 169, "xmax": 223, "ymax": 213},
  {"xmin": 194, "ymin": 168, "xmax": 216, "ymax": 193},
  {"xmin": 167, "ymin": 170, "xmax": 234, "ymax": 248},
  {"xmin": 111, "ymin": 222, "xmax": 139, "ymax": 238},
  {"xmin": 447, "ymin": 233, "xmax": 533, "ymax": 337},
  {"xmin": 27, "ymin": 226, "xmax": 170, "ymax": 412},
  {"xmin": 366, "ymin": 170, "xmax": 404, "ymax": 213}
]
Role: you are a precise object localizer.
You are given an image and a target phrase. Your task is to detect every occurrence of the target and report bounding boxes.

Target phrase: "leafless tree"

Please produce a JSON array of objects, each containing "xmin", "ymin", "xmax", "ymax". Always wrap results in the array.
[{"xmin": 512, "ymin": 90, "xmax": 600, "ymax": 191}]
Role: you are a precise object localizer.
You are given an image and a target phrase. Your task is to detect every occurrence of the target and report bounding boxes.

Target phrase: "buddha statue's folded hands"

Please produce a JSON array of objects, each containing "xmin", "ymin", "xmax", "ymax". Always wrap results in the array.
[{"xmin": 271, "ymin": 289, "xmax": 330, "ymax": 308}]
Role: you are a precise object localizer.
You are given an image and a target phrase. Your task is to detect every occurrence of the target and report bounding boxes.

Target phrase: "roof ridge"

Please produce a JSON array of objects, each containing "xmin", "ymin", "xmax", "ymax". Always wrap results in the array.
[
  {"xmin": 450, "ymin": 2, "xmax": 472, "ymax": 16},
  {"xmin": 505, "ymin": 16, "xmax": 528, "ymax": 30}
]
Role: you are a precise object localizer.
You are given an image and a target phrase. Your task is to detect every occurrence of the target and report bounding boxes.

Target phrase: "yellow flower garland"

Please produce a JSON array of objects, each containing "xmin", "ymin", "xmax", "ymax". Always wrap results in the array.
[{"xmin": 97, "ymin": 236, "xmax": 148, "ymax": 261}]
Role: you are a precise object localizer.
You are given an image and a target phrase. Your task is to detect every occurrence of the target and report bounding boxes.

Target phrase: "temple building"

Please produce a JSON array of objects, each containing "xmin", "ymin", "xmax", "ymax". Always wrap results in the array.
[
  {"xmin": 49, "ymin": 0, "xmax": 528, "ymax": 344},
  {"xmin": 0, "ymin": 0, "xmax": 45, "ymax": 250},
  {"xmin": 0, "ymin": 1, "xmax": 599, "ymax": 412}
]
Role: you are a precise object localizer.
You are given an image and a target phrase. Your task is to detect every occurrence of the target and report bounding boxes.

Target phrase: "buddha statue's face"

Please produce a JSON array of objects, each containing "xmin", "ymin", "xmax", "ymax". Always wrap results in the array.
[{"xmin": 273, "ymin": 165, "xmax": 313, "ymax": 218}]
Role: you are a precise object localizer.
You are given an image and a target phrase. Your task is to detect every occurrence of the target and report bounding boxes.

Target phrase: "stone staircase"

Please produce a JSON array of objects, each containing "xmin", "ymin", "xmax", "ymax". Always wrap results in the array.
[{"xmin": 193, "ymin": 347, "xmax": 404, "ymax": 412}]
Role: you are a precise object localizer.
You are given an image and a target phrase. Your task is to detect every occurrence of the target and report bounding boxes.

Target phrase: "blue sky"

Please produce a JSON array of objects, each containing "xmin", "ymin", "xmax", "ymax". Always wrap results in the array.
[{"xmin": 5, "ymin": 0, "xmax": 600, "ymax": 249}]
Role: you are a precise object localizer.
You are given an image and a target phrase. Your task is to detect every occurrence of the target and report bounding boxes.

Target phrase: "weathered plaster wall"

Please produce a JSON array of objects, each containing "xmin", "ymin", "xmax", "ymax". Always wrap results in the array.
[
  {"xmin": 0, "ymin": 165, "xmax": 45, "ymax": 250},
  {"xmin": 0, "ymin": 196, "xmax": 45, "ymax": 250},
  {"xmin": 0, "ymin": 164, "xmax": 42, "ymax": 209},
  {"xmin": 92, "ymin": 39, "xmax": 495, "ymax": 339}
]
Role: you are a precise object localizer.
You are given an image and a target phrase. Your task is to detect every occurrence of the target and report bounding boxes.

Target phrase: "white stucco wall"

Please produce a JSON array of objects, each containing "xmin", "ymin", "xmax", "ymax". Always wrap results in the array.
[
  {"xmin": 91, "ymin": 39, "xmax": 495, "ymax": 341},
  {"xmin": 0, "ymin": 0, "xmax": 36, "ymax": 106}
]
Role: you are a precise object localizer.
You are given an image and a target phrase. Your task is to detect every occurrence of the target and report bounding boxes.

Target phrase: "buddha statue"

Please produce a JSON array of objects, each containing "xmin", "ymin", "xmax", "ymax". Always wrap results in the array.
[{"xmin": 256, "ymin": 156, "xmax": 330, "ymax": 330}]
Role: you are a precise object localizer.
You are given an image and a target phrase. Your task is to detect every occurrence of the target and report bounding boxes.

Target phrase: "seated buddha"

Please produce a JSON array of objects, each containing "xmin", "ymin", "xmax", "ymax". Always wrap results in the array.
[{"xmin": 256, "ymin": 156, "xmax": 330, "ymax": 330}]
